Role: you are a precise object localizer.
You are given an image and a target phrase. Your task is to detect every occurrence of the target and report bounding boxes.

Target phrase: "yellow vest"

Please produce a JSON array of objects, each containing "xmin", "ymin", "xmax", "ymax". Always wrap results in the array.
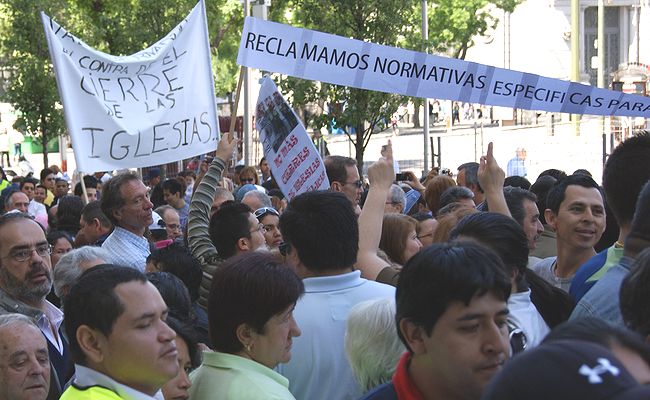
[{"xmin": 60, "ymin": 385, "xmax": 123, "ymax": 400}]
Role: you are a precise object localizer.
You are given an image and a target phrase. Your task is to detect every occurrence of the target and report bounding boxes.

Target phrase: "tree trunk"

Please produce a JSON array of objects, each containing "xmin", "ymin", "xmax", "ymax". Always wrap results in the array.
[
  {"xmin": 40, "ymin": 109, "xmax": 48, "ymax": 168},
  {"xmin": 355, "ymin": 122, "xmax": 364, "ymax": 176},
  {"xmin": 413, "ymin": 99, "xmax": 422, "ymax": 128}
]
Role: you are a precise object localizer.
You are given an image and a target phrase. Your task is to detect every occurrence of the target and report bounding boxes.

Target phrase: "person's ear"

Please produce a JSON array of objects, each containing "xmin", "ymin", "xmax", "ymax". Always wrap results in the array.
[
  {"xmin": 91, "ymin": 218, "xmax": 102, "ymax": 232},
  {"xmin": 235, "ymin": 323, "xmax": 254, "ymax": 350},
  {"xmin": 399, "ymin": 319, "xmax": 427, "ymax": 355},
  {"xmin": 76, "ymin": 325, "xmax": 106, "ymax": 364},
  {"xmin": 237, "ymin": 237, "xmax": 251, "ymax": 252},
  {"xmin": 331, "ymin": 181, "xmax": 342, "ymax": 192},
  {"xmin": 545, "ymin": 209, "xmax": 557, "ymax": 231}
]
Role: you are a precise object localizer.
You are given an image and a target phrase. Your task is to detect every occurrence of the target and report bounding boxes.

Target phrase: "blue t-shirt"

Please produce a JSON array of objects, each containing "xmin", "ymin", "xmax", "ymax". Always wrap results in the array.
[{"xmin": 569, "ymin": 246, "xmax": 623, "ymax": 302}]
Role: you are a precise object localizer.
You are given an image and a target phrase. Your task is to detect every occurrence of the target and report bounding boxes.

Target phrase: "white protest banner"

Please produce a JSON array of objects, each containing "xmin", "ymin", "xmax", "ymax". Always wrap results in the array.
[
  {"xmin": 238, "ymin": 17, "xmax": 650, "ymax": 118},
  {"xmin": 41, "ymin": 0, "xmax": 219, "ymax": 173},
  {"xmin": 256, "ymin": 77, "xmax": 329, "ymax": 200}
]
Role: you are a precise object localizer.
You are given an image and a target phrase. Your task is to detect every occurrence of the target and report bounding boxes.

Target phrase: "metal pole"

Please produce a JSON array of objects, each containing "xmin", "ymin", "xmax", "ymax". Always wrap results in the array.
[
  {"xmin": 598, "ymin": 0, "xmax": 606, "ymax": 156},
  {"xmin": 422, "ymin": 0, "xmax": 430, "ymax": 174},
  {"xmin": 243, "ymin": 0, "xmax": 251, "ymax": 166},
  {"xmin": 571, "ymin": 0, "xmax": 581, "ymax": 135}
]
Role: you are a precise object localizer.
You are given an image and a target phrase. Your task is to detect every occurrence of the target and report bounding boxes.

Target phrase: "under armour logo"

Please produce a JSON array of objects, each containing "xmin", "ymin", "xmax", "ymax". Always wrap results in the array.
[{"xmin": 579, "ymin": 358, "xmax": 620, "ymax": 384}]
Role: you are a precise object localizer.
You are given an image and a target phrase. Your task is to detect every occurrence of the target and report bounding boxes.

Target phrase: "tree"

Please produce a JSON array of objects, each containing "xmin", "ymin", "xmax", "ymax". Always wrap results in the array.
[
  {"xmin": 0, "ymin": 0, "xmax": 70, "ymax": 168},
  {"xmin": 270, "ymin": 0, "xmax": 415, "ymax": 172},
  {"xmin": 268, "ymin": 0, "xmax": 521, "ymax": 170}
]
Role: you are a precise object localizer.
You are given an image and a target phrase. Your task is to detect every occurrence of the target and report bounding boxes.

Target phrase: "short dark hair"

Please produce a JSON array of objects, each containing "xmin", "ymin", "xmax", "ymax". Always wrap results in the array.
[
  {"xmin": 47, "ymin": 230, "xmax": 73, "ymax": 248},
  {"xmin": 620, "ymin": 247, "xmax": 650, "ymax": 337},
  {"xmin": 537, "ymin": 168, "xmax": 567, "ymax": 181},
  {"xmin": 40, "ymin": 168, "xmax": 54, "ymax": 183},
  {"xmin": 101, "ymin": 172, "xmax": 141, "ymax": 226},
  {"xmin": 502, "ymin": 186, "xmax": 538, "ymax": 226},
  {"xmin": 74, "ymin": 175, "xmax": 99, "ymax": 196},
  {"xmin": 503, "ymin": 176, "xmax": 531, "ymax": 190},
  {"xmin": 450, "ymin": 212, "xmax": 529, "ymax": 291},
  {"xmin": 395, "ymin": 242, "xmax": 511, "ymax": 352},
  {"xmin": 602, "ymin": 133, "xmax": 650, "ymax": 227},
  {"xmin": 19, "ymin": 178, "xmax": 38, "ymax": 191},
  {"xmin": 65, "ymin": 265, "xmax": 147, "ymax": 364},
  {"xmin": 457, "ymin": 162, "xmax": 482, "ymax": 192},
  {"xmin": 280, "ymin": 190, "xmax": 358, "ymax": 271},
  {"xmin": 325, "ymin": 155, "xmax": 356, "ymax": 184},
  {"xmin": 147, "ymin": 243, "xmax": 202, "ymax": 302},
  {"xmin": 208, "ymin": 252, "xmax": 303, "ymax": 353},
  {"xmin": 530, "ymin": 175, "xmax": 557, "ymax": 225},
  {"xmin": 146, "ymin": 272, "xmax": 192, "ymax": 322},
  {"xmin": 81, "ymin": 201, "xmax": 112, "ymax": 228},
  {"xmin": 439, "ymin": 186, "xmax": 474, "ymax": 209},
  {"xmin": 162, "ymin": 179, "xmax": 184, "ymax": 196},
  {"xmin": 546, "ymin": 174, "xmax": 602, "ymax": 215},
  {"xmin": 208, "ymin": 201, "xmax": 253, "ymax": 259}
]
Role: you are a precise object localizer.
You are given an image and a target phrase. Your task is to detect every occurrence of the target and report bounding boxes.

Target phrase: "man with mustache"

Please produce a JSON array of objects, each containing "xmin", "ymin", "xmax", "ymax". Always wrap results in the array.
[
  {"xmin": 531, "ymin": 174, "xmax": 606, "ymax": 292},
  {"xmin": 0, "ymin": 313, "xmax": 51, "ymax": 400},
  {"xmin": 0, "ymin": 213, "xmax": 70, "ymax": 399}
]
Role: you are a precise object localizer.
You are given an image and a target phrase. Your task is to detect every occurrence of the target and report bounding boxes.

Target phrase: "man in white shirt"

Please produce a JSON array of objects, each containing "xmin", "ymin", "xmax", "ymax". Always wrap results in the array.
[{"xmin": 101, "ymin": 173, "xmax": 154, "ymax": 272}]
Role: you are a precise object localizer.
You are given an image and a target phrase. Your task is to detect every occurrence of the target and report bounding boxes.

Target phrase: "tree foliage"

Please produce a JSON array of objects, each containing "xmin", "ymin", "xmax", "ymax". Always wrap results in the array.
[
  {"xmin": 0, "ymin": 0, "xmax": 243, "ymax": 167},
  {"xmin": 270, "ymin": 0, "xmax": 416, "ymax": 171},
  {"xmin": 268, "ymin": 0, "xmax": 521, "ymax": 169}
]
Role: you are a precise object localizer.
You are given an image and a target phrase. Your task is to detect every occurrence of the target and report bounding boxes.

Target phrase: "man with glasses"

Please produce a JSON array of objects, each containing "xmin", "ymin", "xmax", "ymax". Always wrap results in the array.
[
  {"xmin": 325, "ymin": 155, "xmax": 363, "ymax": 211},
  {"xmin": 100, "ymin": 172, "xmax": 154, "ymax": 272},
  {"xmin": 0, "ymin": 213, "xmax": 71, "ymax": 399}
]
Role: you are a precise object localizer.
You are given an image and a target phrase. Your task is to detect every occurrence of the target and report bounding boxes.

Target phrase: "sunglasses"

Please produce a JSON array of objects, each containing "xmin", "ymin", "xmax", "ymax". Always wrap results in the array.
[
  {"xmin": 241, "ymin": 178, "xmax": 255, "ymax": 183},
  {"xmin": 254, "ymin": 207, "xmax": 280, "ymax": 219}
]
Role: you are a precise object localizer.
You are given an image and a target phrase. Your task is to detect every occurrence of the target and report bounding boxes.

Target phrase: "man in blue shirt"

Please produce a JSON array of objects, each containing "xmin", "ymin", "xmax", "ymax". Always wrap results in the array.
[
  {"xmin": 570, "ymin": 134, "xmax": 650, "ymax": 301},
  {"xmin": 506, "ymin": 148, "xmax": 527, "ymax": 177}
]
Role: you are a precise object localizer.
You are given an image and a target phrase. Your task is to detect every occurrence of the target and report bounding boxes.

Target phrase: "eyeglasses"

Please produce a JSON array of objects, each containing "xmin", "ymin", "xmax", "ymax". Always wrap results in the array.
[
  {"xmin": 241, "ymin": 178, "xmax": 255, "ymax": 183},
  {"xmin": 343, "ymin": 180, "xmax": 363, "ymax": 188},
  {"xmin": 254, "ymin": 207, "xmax": 279, "ymax": 219},
  {"xmin": 250, "ymin": 223, "xmax": 267, "ymax": 234},
  {"xmin": 4, "ymin": 244, "xmax": 52, "ymax": 262},
  {"xmin": 279, "ymin": 242, "xmax": 290, "ymax": 256}
]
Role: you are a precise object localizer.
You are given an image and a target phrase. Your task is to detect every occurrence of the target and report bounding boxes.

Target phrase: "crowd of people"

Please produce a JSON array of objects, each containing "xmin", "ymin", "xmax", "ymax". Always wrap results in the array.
[{"xmin": 1, "ymin": 130, "xmax": 650, "ymax": 400}]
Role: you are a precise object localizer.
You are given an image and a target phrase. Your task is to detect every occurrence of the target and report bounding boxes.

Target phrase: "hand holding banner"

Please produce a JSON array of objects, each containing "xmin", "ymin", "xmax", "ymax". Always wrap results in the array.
[{"xmin": 42, "ymin": 0, "xmax": 220, "ymax": 173}]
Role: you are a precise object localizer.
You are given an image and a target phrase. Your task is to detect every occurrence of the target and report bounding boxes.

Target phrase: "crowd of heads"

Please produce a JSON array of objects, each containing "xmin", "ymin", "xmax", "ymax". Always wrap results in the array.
[{"xmin": 2, "ymin": 132, "xmax": 650, "ymax": 400}]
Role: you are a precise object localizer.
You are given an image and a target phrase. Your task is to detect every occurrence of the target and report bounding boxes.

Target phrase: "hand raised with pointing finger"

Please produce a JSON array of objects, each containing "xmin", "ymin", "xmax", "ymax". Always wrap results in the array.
[{"xmin": 478, "ymin": 142, "xmax": 505, "ymax": 194}]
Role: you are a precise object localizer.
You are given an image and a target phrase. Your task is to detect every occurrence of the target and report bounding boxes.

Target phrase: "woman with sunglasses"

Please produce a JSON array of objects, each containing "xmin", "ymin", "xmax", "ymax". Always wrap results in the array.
[{"xmin": 255, "ymin": 207, "xmax": 283, "ymax": 249}]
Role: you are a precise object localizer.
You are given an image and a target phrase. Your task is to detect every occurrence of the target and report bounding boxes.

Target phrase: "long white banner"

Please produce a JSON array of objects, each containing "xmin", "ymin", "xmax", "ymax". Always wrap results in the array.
[
  {"xmin": 238, "ymin": 17, "xmax": 650, "ymax": 118},
  {"xmin": 42, "ymin": 0, "xmax": 220, "ymax": 173},
  {"xmin": 256, "ymin": 77, "xmax": 329, "ymax": 200}
]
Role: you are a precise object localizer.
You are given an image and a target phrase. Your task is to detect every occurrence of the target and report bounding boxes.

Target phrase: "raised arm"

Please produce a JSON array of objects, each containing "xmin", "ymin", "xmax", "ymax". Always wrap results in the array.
[
  {"xmin": 356, "ymin": 142, "xmax": 396, "ymax": 280},
  {"xmin": 478, "ymin": 142, "xmax": 511, "ymax": 217},
  {"xmin": 188, "ymin": 133, "xmax": 237, "ymax": 260}
]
